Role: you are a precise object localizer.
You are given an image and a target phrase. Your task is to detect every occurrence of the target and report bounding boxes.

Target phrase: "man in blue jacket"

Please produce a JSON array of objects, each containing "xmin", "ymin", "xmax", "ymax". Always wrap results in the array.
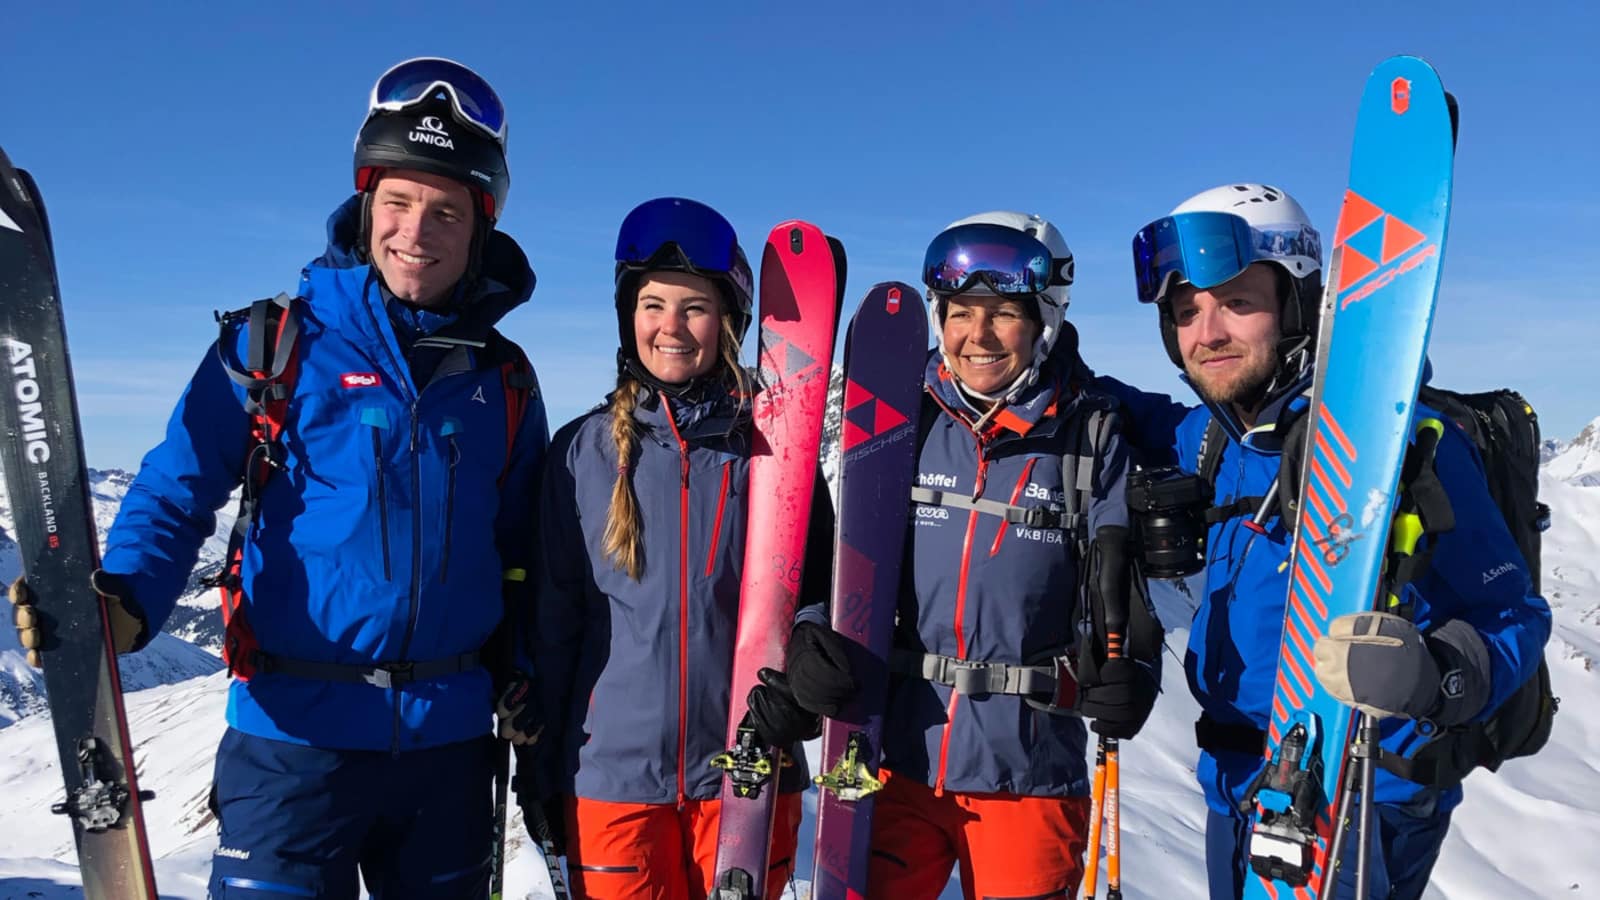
[
  {"xmin": 9, "ymin": 58, "xmax": 547, "ymax": 899},
  {"xmin": 1101, "ymin": 183, "xmax": 1550, "ymax": 899}
]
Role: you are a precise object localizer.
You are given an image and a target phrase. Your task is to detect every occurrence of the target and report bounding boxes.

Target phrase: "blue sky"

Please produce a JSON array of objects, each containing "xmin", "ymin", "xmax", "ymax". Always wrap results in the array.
[{"xmin": 6, "ymin": 1, "xmax": 1596, "ymax": 467}]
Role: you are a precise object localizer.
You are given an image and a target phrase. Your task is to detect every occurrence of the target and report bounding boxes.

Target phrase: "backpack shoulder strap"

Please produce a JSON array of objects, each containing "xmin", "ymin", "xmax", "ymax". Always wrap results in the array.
[
  {"xmin": 1195, "ymin": 414, "xmax": 1225, "ymax": 483},
  {"xmin": 486, "ymin": 330, "xmax": 538, "ymax": 487},
  {"xmin": 205, "ymin": 293, "xmax": 303, "ymax": 680},
  {"xmin": 1194, "ymin": 414, "xmax": 1275, "ymax": 525},
  {"xmin": 1060, "ymin": 392, "xmax": 1115, "ymax": 561}
]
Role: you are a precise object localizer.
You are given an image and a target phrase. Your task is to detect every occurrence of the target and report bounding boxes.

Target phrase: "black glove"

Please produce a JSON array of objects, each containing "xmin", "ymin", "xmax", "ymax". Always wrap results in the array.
[
  {"xmin": 784, "ymin": 621, "xmax": 859, "ymax": 717},
  {"xmin": 745, "ymin": 668, "xmax": 822, "ymax": 747},
  {"xmin": 1076, "ymin": 657, "xmax": 1159, "ymax": 740},
  {"xmin": 496, "ymin": 673, "xmax": 544, "ymax": 746}
]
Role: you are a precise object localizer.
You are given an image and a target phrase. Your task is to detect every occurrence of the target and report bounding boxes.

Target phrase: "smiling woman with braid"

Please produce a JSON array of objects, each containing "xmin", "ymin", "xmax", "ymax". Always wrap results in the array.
[{"xmin": 522, "ymin": 198, "xmax": 844, "ymax": 900}]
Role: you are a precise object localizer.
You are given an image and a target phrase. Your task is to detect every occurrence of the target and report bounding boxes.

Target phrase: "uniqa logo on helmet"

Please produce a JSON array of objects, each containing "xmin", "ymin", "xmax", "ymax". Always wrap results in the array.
[{"xmin": 408, "ymin": 116, "xmax": 455, "ymax": 150}]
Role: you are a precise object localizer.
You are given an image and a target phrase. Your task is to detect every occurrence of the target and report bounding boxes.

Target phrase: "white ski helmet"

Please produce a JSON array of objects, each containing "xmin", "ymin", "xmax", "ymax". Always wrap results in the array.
[
  {"xmin": 923, "ymin": 210, "xmax": 1074, "ymax": 399},
  {"xmin": 1137, "ymin": 183, "xmax": 1323, "ymax": 368}
]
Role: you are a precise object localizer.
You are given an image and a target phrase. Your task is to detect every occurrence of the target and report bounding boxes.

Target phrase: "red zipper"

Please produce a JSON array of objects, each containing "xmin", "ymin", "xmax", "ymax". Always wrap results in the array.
[
  {"xmin": 990, "ymin": 457, "xmax": 1039, "ymax": 557},
  {"xmin": 705, "ymin": 461, "xmax": 731, "ymax": 577},
  {"xmin": 934, "ymin": 504, "xmax": 980, "ymax": 796},
  {"xmin": 661, "ymin": 396, "xmax": 692, "ymax": 807}
]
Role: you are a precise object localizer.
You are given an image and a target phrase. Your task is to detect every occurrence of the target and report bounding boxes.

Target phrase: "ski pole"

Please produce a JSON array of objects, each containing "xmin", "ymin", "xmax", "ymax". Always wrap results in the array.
[
  {"xmin": 1083, "ymin": 740, "xmax": 1107, "ymax": 899},
  {"xmin": 523, "ymin": 791, "xmax": 572, "ymax": 900},
  {"xmin": 1354, "ymin": 712, "xmax": 1377, "ymax": 900},
  {"xmin": 490, "ymin": 738, "xmax": 510, "ymax": 900},
  {"xmin": 1085, "ymin": 564, "xmax": 1131, "ymax": 900},
  {"xmin": 1105, "ymin": 736, "xmax": 1122, "ymax": 900}
]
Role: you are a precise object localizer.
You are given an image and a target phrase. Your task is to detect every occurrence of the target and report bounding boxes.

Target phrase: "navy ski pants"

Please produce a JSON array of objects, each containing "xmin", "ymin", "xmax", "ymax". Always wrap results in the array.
[
  {"xmin": 206, "ymin": 728, "xmax": 494, "ymax": 899},
  {"xmin": 1205, "ymin": 791, "xmax": 1450, "ymax": 900}
]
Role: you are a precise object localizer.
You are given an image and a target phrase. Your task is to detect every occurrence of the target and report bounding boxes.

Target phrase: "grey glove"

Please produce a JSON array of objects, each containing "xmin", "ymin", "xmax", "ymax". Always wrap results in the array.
[{"xmin": 1313, "ymin": 612, "xmax": 1491, "ymax": 725}]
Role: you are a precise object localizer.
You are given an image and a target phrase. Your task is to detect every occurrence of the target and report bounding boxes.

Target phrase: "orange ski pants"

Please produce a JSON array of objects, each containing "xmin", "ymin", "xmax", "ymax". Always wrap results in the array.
[
  {"xmin": 866, "ymin": 768, "xmax": 1092, "ymax": 900},
  {"xmin": 566, "ymin": 793, "xmax": 803, "ymax": 900}
]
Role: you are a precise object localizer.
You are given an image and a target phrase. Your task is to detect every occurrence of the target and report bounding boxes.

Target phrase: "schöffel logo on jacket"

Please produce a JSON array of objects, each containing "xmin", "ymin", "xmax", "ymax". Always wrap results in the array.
[{"xmin": 340, "ymin": 372, "xmax": 383, "ymax": 388}]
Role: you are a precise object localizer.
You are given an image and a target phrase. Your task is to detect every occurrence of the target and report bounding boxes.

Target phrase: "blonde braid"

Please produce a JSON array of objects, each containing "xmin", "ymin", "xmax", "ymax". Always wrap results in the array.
[{"xmin": 601, "ymin": 377, "xmax": 646, "ymax": 580}]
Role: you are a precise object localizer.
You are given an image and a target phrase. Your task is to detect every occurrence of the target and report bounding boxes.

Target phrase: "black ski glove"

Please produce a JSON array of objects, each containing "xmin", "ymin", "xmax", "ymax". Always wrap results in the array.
[
  {"xmin": 784, "ymin": 621, "xmax": 859, "ymax": 717},
  {"xmin": 746, "ymin": 668, "xmax": 822, "ymax": 747},
  {"xmin": 496, "ymin": 673, "xmax": 545, "ymax": 746},
  {"xmin": 1076, "ymin": 657, "xmax": 1159, "ymax": 740}
]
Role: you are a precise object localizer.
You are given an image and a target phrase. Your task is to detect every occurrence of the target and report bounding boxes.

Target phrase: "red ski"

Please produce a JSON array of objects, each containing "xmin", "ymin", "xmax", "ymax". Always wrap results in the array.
[{"xmin": 711, "ymin": 221, "xmax": 842, "ymax": 900}]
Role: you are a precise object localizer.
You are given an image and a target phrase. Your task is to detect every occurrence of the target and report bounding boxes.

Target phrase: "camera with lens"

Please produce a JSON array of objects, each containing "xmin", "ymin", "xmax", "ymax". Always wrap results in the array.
[{"xmin": 1126, "ymin": 466, "xmax": 1210, "ymax": 579}]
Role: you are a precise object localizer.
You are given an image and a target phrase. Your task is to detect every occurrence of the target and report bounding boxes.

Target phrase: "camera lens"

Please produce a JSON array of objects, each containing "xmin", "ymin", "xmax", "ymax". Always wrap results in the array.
[{"xmin": 1127, "ymin": 467, "xmax": 1208, "ymax": 579}]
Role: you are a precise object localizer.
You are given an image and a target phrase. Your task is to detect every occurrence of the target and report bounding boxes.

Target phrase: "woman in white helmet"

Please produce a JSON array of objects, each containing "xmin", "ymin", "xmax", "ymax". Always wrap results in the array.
[
  {"xmin": 1102, "ymin": 183, "xmax": 1549, "ymax": 899},
  {"xmin": 865, "ymin": 211, "xmax": 1163, "ymax": 899}
]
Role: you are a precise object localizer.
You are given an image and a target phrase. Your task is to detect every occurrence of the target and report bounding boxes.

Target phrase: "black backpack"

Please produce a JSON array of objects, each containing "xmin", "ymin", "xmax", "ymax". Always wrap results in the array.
[
  {"xmin": 1410, "ymin": 387, "xmax": 1557, "ymax": 783},
  {"xmin": 1196, "ymin": 387, "xmax": 1557, "ymax": 786}
]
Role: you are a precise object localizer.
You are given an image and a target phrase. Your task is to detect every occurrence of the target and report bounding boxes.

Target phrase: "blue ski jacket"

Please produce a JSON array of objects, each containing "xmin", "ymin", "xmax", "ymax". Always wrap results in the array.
[
  {"xmin": 103, "ymin": 196, "xmax": 549, "ymax": 753},
  {"xmin": 881, "ymin": 341, "xmax": 1132, "ymax": 798},
  {"xmin": 1100, "ymin": 376, "xmax": 1551, "ymax": 815},
  {"xmin": 533, "ymin": 386, "xmax": 824, "ymax": 805}
]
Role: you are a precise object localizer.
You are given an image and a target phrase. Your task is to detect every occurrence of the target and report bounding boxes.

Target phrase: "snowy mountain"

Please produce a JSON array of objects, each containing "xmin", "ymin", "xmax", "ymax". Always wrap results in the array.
[
  {"xmin": 1, "ymin": 424, "xmax": 1598, "ymax": 898},
  {"xmin": 1544, "ymin": 416, "xmax": 1600, "ymax": 488}
]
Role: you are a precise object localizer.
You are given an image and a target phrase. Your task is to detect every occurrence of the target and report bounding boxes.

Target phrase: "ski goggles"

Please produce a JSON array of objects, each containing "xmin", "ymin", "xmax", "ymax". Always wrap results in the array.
[
  {"xmin": 1132, "ymin": 210, "xmax": 1285, "ymax": 305},
  {"xmin": 615, "ymin": 197, "xmax": 742, "ymax": 276},
  {"xmin": 921, "ymin": 223, "xmax": 1072, "ymax": 297},
  {"xmin": 369, "ymin": 57, "xmax": 507, "ymax": 148}
]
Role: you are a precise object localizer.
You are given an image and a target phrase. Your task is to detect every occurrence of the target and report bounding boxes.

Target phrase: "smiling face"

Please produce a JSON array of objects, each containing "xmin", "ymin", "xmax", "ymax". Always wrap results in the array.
[
  {"xmin": 632, "ymin": 271, "xmax": 724, "ymax": 384},
  {"xmin": 367, "ymin": 168, "xmax": 477, "ymax": 307},
  {"xmin": 939, "ymin": 292, "xmax": 1039, "ymax": 400},
  {"xmin": 1168, "ymin": 262, "xmax": 1283, "ymax": 419}
]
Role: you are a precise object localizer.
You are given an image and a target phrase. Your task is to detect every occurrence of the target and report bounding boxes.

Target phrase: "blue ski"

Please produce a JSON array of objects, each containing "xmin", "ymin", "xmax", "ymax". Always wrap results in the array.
[{"xmin": 1241, "ymin": 55, "xmax": 1456, "ymax": 900}]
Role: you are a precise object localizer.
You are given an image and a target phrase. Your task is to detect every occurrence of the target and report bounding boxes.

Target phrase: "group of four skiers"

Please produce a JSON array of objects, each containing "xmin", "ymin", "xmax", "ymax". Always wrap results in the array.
[{"xmin": 6, "ymin": 57, "xmax": 1550, "ymax": 900}]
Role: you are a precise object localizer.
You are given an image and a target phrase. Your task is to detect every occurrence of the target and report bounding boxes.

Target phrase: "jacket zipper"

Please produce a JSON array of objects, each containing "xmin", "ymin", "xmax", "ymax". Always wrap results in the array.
[
  {"xmin": 662, "ymin": 396, "xmax": 693, "ymax": 807},
  {"xmin": 705, "ymin": 461, "xmax": 732, "ymax": 577},
  {"xmin": 935, "ymin": 443, "xmax": 989, "ymax": 794},
  {"xmin": 439, "ymin": 431, "xmax": 460, "ymax": 583},
  {"xmin": 989, "ymin": 457, "xmax": 1039, "ymax": 557},
  {"xmin": 936, "ymin": 504, "xmax": 981, "ymax": 795},
  {"xmin": 396, "ymin": 405, "xmax": 423, "ymax": 660},
  {"xmin": 363, "ymin": 415, "xmax": 393, "ymax": 581}
]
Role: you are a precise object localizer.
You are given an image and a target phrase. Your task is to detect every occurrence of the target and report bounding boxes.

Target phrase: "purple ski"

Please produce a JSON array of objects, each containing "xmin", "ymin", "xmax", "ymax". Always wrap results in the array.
[{"xmin": 810, "ymin": 282, "xmax": 927, "ymax": 900}]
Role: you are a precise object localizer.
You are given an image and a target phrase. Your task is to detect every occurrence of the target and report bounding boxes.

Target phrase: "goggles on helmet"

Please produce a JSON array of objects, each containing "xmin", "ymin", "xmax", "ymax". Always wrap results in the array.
[
  {"xmin": 616, "ymin": 198, "xmax": 742, "ymax": 277},
  {"xmin": 921, "ymin": 223, "xmax": 1073, "ymax": 297},
  {"xmin": 369, "ymin": 57, "xmax": 507, "ymax": 149},
  {"xmin": 1132, "ymin": 210, "xmax": 1320, "ymax": 305}
]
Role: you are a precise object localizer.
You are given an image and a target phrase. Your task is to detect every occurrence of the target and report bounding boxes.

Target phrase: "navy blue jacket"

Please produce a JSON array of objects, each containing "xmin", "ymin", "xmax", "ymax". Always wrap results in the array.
[
  {"xmin": 1102, "ymin": 377, "xmax": 1550, "ymax": 815},
  {"xmin": 103, "ymin": 196, "xmax": 548, "ymax": 752},
  {"xmin": 882, "ymin": 344, "xmax": 1131, "ymax": 797},
  {"xmin": 534, "ymin": 386, "xmax": 821, "ymax": 804}
]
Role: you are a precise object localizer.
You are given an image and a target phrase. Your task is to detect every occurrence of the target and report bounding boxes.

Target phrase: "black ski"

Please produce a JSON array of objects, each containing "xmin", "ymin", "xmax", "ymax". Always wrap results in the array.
[{"xmin": 0, "ymin": 145, "xmax": 159, "ymax": 899}]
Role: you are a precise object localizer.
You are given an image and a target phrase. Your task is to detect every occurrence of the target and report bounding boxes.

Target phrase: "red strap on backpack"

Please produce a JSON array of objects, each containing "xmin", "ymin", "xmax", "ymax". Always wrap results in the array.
[{"xmin": 208, "ymin": 295, "xmax": 301, "ymax": 680}]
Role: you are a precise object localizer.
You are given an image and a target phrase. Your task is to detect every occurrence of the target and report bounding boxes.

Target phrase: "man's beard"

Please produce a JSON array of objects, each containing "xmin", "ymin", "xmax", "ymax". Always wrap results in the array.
[{"xmin": 1187, "ymin": 342, "xmax": 1280, "ymax": 412}]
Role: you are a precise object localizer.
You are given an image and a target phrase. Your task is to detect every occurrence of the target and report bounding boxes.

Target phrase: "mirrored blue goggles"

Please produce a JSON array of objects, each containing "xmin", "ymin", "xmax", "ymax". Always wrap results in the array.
[
  {"xmin": 615, "ymin": 197, "xmax": 740, "ymax": 274},
  {"xmin": 370, "ymin": 57, "xmax": 507, "ymax": 147},
  {"xmin": 1131, "ymin": 211, "xmax": 1263, "ymax": 305},
  {"xmin": 922, "ymin": 223, "xmax": 1070, "ymax": 297}
]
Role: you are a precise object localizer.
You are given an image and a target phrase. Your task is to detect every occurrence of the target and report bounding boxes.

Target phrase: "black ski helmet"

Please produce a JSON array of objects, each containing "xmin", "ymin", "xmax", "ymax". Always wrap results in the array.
[{"xmin": 354, "ymin": 57, "xmax": 510, "ymax": 222}]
